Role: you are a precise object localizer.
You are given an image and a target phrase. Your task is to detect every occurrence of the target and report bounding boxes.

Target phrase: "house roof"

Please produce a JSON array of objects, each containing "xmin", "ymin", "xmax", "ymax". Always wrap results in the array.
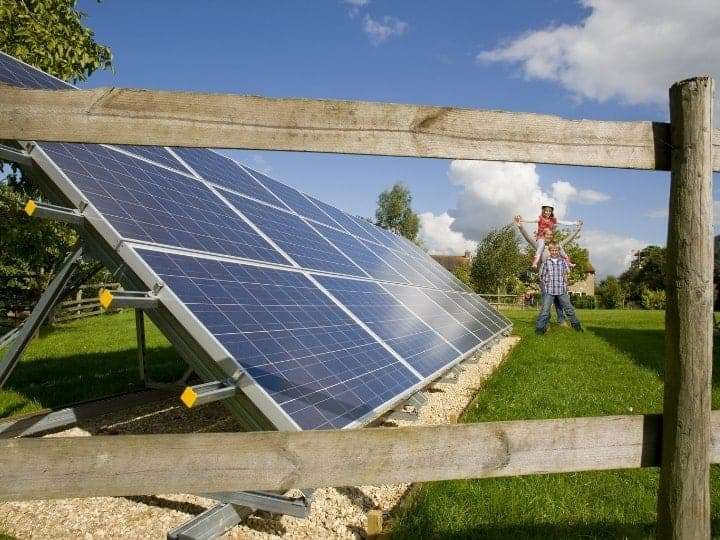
[{"xmin": 430, "ymin": 254, "xmax": 470, "ymax": 272}]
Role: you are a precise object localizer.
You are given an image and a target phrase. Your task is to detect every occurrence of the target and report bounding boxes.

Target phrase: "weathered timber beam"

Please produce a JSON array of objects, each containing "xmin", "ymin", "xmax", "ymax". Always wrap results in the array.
[
  {"xmin": 657, "ymin": 76, "xmax": 714, "ymax": 538},
  {"xmin": 2, "ymin": 86, "xmax": 720, "ymax": 171},
  {"xmin": 3, "ymin": 411, "xmax": 720, "ymax": 501}
]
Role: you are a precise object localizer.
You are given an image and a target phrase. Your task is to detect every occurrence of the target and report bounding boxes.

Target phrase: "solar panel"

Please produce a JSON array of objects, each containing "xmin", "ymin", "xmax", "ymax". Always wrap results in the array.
[
  {"xmin": 217, "ymin": 189, "xmax": 368, "ymax": 278},
  {"xmin": 315, "ymin": 276, "xmax": 460, "ymax": 377},
  {"xmin": 172, "ymin": 147, "xmax": 285, "ymax": 207},
  {"xmin": 138, "ymin": 248, "xmax": 419, "ymax": 429},
  {"xmin": 422, "ymin": 289, "xmax": 494, "ymax": 341},
  {"xmin": 38, "ymin": 142, "xmax": 288, "ymax": 264},
  {"xmin": 305, "ymin": 195, "xmax": 378, "ymax": 243},
  {"xmin": 243, "ymin": 167, "xmax": 339, "ymax": 228},
  {"xmin": 113, "ymin": 145, "xmax": 189, "ymax": 172},
  {"xmin": 2, "ymin": 51, "xmax": 511, "ymax": 431},
  {"xmin": 312, "ymin": 224, "xmax": 408, "ymax": 283},
  {"xmin": 384, "ymin": 283, "xmax": 483, "ymax": 353},
  {"xmin": 359, "ymin": 241, "xmax": 435, "ymax": 288}
]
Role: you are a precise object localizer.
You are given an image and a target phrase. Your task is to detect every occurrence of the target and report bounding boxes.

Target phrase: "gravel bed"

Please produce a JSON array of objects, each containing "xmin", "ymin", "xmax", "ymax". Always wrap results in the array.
[{"xmin": 0, "ymin": 336, "xmax": 518, "ymax": 539}]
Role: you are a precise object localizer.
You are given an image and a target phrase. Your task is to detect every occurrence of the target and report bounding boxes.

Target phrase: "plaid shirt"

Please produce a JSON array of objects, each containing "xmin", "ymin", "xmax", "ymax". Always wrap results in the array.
[{"xmin": 539, "ymin": 256, "xmax": 569, "ymax": 295}]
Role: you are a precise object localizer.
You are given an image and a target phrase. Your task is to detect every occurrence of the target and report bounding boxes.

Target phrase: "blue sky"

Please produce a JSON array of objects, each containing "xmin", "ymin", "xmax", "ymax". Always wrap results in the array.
[{"xmin": 75, "ymin": 0, "xmax": 720, "ymax": 277}]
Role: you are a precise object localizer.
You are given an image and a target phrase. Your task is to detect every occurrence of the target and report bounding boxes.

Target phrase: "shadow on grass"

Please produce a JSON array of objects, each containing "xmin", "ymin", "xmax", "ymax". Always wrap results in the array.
[
  {"xmin": 587, "ymin": 325, "xmax": 720, "ymax": 386},
  {"xmin": 1, "ymin": 346, "xmax": 185, "ymax": 417}
]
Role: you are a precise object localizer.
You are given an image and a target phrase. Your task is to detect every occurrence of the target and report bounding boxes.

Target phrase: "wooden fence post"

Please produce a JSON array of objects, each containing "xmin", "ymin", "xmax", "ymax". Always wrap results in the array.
[{"xmin": 657, "ymin": 76, "xmax": 714, "ymax": 538}]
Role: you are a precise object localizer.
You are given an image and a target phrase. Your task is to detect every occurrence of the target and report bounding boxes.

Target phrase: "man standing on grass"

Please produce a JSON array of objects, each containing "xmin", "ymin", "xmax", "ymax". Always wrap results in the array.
[{"xmin": 536, "ymin": 241, "xmax": 583, "ymax": 335}]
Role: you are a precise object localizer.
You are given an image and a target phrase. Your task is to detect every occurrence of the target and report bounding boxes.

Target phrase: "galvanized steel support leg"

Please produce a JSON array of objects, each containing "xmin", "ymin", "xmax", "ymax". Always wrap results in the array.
[
  {"xmin": 0, "ymin": 246, "xmax": 83, "ymax": 388},
  {"xmin": 135, "ymin": 309, "xmax": 147, "ymax": 384}
]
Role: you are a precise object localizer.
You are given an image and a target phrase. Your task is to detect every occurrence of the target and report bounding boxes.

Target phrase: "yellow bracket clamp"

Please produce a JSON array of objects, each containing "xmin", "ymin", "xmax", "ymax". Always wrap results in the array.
[
  {"xmin": 98, "ymin": 289, "xmax": 114, "ymax": 310},
  {"xmin": 180, "ymin": 386, "xmax": 198, "ymax": 408},
  {"xmin": 24, "ymin": 199, "xmax": 38, "ymax": 216}
]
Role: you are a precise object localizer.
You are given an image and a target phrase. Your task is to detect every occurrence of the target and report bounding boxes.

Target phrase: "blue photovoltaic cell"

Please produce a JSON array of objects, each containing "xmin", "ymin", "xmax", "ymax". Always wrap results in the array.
[
  {"xmin": 314, "ymin": 224, "xmax": 408, "ymax": 283},
  {"xmin": 219, "ymin": 189, "xmax": 367, "ymax": 277},
  {"xmin": 172, "ymin": 147, "xmax": 284, "ymax": 207},
  {"xmin": 112, "ymin": 145, "xmax": 188, "ymax": 172},
  {"xmin": 463, "ymin": 292, "xmax": 511, "ymax": 330},
  {"xmin": 138, "ymin": 249, "xmax": 418, "ymax": 429},
  {"xmin": 306, "ymin": 196, "xmax": 377, "ymax": 242},
  {"xmin": 246, "ymin": 167, "xmax": 339, "ymax": 228},
  {"xmin": 347, "ymin": 214, "xmax": 392, "ymax": 246},
  {"xmin": 360, "ymin": 242, "xmax": 434, "ymax": 288},
  {"xmin": 316, "ymin": 276, "xmax": 459, "ymax": 377},
  {"xmin": 401, "ymin": 242, "xmax": 471, "ymax": 292},
  {"xmin": 39, "ymin": 142, "xmax": 287, "ymax": 264},
  {"xmin": 384, "ymin": 283, "xmax": 482, "ymax": 354},
  {"xmin": 447, "ymin": 291, "xmax": 503, "ymax": 333},
  {"xmin": 422, "ymin": 289, "xmax": 493, "ymax": 341},
  {"xmin": 0, "ymin": 52, "xmax": 70, "ymax": 89}
]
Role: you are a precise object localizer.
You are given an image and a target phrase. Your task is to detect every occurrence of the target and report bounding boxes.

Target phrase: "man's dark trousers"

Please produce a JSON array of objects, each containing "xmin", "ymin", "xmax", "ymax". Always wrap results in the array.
[{"xmin": 536, "ymin": 292, "xmax": 580, "ymax": 332}]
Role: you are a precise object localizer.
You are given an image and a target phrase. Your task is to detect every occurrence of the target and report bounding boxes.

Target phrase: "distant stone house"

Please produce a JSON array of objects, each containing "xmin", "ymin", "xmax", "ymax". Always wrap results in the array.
[
  {"xmin": 430, "ymin": 251, "xmax": 472, "ymax": 273},
  {"xmin": 568, "ymin": 262, "xmax": 596, "ymax": 296}
]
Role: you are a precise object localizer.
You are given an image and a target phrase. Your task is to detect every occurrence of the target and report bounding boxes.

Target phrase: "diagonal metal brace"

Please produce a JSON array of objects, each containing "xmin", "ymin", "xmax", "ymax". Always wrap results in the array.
[{"xmin": 0, "ymin": 246, "xmax": 83, "ymax": 388}]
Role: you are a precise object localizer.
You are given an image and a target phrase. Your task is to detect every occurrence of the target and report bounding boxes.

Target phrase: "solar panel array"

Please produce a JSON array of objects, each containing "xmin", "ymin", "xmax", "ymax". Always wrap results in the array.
[{"xmin": 1, "ymin": 52, "xmax": 511, "ymax": 430}]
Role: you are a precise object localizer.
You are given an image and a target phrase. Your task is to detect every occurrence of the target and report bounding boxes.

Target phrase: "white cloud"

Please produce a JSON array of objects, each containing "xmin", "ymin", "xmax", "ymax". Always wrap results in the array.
[
  {"xmin": 363, "ymin": 15, "xmax": 408, "ymax": 46},
  {"xmin": 342, "ymin": 0, "xmax": 370, "ymax": 17},
  {"xmin": 417, "ymin": 160, "xmax": 608, "ymax": 256},
  {"xmin": 444, "ymin": 160, "xmax": 587, "ymax": 242},
  {"xmin": 478, "ymin": 0, "xmax": 720, "ymax": 111},
  {"xmin": 579, "ymin": 229, "xmax": 647, "ymax": 278},
  {"xmin": 576, "ymin": 189, "xmax": 610, "ymax": 204},
  {"xmin": 418, "ymin": 212, "xmax": 477, "ymax": 255}
]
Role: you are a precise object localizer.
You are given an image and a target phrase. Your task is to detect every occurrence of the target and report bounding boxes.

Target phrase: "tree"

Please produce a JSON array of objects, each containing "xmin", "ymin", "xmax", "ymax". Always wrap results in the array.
[
  {"xmin": 470, "ymin": 226, "xmax": 523, "ymax": 294},
  {"xmin": 375, "ymin": 183, "xmax": 420, "ymax": 242},
  {"xmin": 619, "ymin": 245, "xmax": 666, "ymax": 303},
  {"xmin": 0, "ymin": 0, "xmax": 112, "ymax": 83},
  {"xmin": 597, "ymin": 276, "xmax": 625, "ymax": 309},
  {"xmin": 1, "ymin": 0, "xmax": 112, "ymax": 313},
  {"xmin": 452, "ymin": 260, "xmax": 472, "ymax": 289}
]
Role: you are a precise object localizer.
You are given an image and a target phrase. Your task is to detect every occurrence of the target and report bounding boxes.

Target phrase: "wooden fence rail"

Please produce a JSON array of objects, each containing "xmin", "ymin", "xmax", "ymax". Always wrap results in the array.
[
  {"xmin": 2, "ymin": 86, "xmax": 720, "ymax": 171},
  {"xmin": 3, "ymin": 411, "xmax": 720, "ymax": 501},
  {"xmin": 50, "ymin": 282, "xmax": 120, "ymax": 324}
]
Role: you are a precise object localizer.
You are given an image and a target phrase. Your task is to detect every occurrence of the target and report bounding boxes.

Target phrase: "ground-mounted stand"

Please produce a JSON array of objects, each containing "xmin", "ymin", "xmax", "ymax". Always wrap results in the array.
[{"xmin": 0, "ymin": 243, "xmax": 317, "ymax": 537}]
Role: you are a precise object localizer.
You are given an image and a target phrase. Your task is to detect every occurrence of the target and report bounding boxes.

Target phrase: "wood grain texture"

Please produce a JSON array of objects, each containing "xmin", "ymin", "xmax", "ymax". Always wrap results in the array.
[
  {"xmin": 2, "ymin": 85, "xmax": 720, "ymax": 171},
  {"xmin": 3, "ymin": 412, "xmax": 720, "ymax": 501},
  {"xmin": 657, "ymin": 77, "xmax": 715, "ymax": 539}
]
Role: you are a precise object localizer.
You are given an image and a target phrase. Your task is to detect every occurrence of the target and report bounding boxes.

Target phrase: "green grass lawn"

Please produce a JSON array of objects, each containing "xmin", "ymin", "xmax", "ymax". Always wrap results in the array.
[
  {"xmin": 4, "ymin": 308, "xmax": 719, "ymax": 537},
  {"xmin": 393, "ymin": 309, "xmax": 720, "ymax": 539},
  {"xmin": 0, "ymin": 310, "xmax": 185, "ymax": 418}
]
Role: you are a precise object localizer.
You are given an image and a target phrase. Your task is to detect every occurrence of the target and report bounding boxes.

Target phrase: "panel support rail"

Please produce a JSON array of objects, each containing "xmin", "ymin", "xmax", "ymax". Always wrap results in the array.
[{"xmin": 24, "ymin": 199, "xmax": 85, "ymax": 225}]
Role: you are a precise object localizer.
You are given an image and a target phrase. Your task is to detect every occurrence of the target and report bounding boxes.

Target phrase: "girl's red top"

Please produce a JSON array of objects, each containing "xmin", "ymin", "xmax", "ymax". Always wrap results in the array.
[{"xmin": 536, "ymin": 215, "xmax": 557, "ymax": 238}]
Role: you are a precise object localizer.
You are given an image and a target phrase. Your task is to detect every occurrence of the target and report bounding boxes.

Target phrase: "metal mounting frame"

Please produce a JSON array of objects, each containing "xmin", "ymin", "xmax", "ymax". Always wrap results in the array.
[
  {"xmin": 6, "ymin": 138, "xmax": 513, "ymax": 539},
  {"xmin": 167, "ymin": 490, "xmax": 315, "ymax": 540},
  {"xmin": 0, "ymin": 246, "xmax": 83, "ymax": 388}
]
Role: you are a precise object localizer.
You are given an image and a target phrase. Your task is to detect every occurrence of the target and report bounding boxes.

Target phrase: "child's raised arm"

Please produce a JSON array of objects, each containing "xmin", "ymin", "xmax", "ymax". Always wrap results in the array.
[{"xmin": 561, "ymin": 220, "xmax": 583, "ymax": 246}]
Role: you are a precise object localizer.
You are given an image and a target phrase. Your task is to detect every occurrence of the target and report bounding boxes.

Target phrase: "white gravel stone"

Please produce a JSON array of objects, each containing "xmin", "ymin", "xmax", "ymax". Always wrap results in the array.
[{"xmin": 0, "ymin": 337, "xmax": 518, "ymax": 539}]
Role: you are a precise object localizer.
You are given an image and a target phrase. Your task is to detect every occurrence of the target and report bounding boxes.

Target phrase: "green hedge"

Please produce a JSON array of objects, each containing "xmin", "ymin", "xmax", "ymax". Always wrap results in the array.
[{"xmin": 526, "ymin": 292, "xmax": 596, "ymax": 309}]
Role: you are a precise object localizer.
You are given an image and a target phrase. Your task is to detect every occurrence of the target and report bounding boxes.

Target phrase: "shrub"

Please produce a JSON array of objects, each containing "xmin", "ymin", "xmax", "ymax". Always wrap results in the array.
[
  {"xmin": 597, "ymin": 276, "xmax": 625, "ymax": 309},
  {"xmin": 641, "ymin": 288, "xmax": 666, "ymax": 310},
  {"xmin": 569, "ymin": 293, "xmax": 596, "ymax": 309}
]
